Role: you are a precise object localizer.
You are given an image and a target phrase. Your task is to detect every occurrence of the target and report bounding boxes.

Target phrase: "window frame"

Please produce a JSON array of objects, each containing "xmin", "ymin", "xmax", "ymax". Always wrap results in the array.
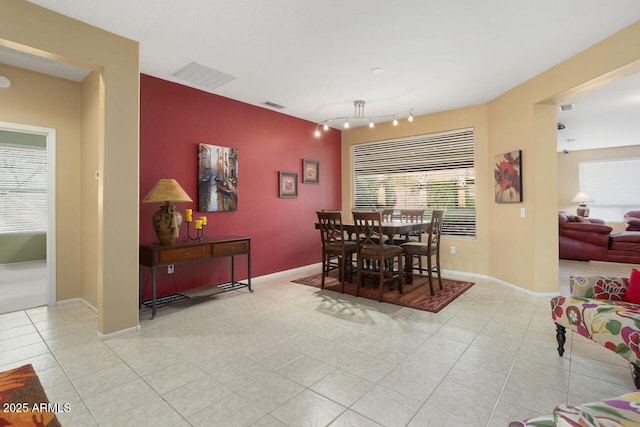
[{"xmin": 351, "ymin": 127, "xmax": 476, "ymax": 238}]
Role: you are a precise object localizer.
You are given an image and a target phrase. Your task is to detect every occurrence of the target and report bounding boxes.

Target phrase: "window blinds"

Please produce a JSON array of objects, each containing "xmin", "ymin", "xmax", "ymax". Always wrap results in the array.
[
  {"xmin": 0, "ymin": 144, "xmax": 48, "ymax": 234},
  {"xmin": 579, "ymin": 157, "xmax": 640, "ymax": 221},
  {"xmin": 352, "ymin": 128, "xmax": 476, "ymax": 237}
]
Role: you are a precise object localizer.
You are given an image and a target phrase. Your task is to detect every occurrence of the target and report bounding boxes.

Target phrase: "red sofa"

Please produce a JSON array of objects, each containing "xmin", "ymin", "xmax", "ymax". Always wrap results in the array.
[{"xmin": 559, "ymin": 211, "xmax": 640, "ymax": 264}]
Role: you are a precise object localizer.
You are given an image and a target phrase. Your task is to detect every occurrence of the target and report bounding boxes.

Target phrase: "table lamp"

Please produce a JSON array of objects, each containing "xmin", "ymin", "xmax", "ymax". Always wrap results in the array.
[
  {"xmin": 143, "ymin": 178, "xmax": 193, "ymax": 245},
  {"xmin": 572, "ymin": 192, "xmax": 594, "ymax": 217}
]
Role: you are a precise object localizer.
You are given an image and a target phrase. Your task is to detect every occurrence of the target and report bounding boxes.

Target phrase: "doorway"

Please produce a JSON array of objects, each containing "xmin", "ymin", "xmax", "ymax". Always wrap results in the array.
[{"xmin": 0, "ymin": 121, "xmax": 56, "ymax": 313}]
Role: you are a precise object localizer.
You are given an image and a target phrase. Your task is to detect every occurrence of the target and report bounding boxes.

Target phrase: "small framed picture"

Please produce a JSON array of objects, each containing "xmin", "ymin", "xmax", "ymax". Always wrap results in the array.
[
  {"xmin": 494, "ymin": 150, "xmax": 522, "ymax": 203},
  {"xmin": 279, "ymin": 171, "xmax": 298, "ymax": 198},
  {"xmin": 302, "ymin": 159, "xmax": 319, "ymax": 184}
]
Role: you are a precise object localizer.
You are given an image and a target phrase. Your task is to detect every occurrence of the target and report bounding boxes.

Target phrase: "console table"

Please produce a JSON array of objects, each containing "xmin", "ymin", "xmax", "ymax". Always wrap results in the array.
[{"xmin": 139, "ymin": 236, "xmax": 252, "ymax": 318}]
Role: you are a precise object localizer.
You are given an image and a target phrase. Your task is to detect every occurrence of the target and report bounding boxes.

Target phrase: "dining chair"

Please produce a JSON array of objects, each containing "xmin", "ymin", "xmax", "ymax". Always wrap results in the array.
[
  {"xmin": 381, "ymin": 209, "xmax": 395, "ymax": 222},
  {"xmin": 397, "ymin": 209, "xmax": 426, "ymax": 244},
  {"xmin": 316, "ymin": 211, "xmax": 358, "ymax": 292},
  {"xmin": 352, "ymin": 211, "xmax": 403, "ymax": 302},
  {"xmin": 394, "ymin": 209, "xmax": 427, "ymax": 270},
  {"xmin": 401, "ymin": 210, "xmax": 445, "ymax": 295}
]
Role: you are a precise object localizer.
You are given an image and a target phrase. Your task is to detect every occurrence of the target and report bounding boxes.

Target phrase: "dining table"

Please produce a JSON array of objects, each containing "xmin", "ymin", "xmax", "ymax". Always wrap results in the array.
[
  {"xmin": 315, "ymin": 220, "xmax": 431, "ymax": 284},
  {"xmin": 314, "ymin": 220, "xmax": 431, "ymax": 243},
  {"xmin": 340, "ymin": 220, "xmax": 431, "ymax": 243}
]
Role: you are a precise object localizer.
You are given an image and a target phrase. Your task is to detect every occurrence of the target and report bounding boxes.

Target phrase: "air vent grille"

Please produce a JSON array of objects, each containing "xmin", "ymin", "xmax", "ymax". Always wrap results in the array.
[
  {"xmin": 173, "ymin": 62, "xmax": 236, "ymax": 90},
  {"xmin": 559, "ymin": 103, "xmax": 575, "ymax": 112},
  {"xmin": 261, "ymin": 101, "xmax": 286, "ymax": 110}
]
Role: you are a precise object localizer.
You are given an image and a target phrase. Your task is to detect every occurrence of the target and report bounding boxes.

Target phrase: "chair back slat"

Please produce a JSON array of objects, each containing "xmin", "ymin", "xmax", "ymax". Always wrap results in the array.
[
  {"xmin": 400, "ymin": 209, "xmax": 425, "ymax": 223},
  {"xmin": 353, "ymin": 211, "xmax": 384, "ymax": 249},
  {"xmin": 381, "ymin": 209, "xmax": 395, "ymax": 222}
]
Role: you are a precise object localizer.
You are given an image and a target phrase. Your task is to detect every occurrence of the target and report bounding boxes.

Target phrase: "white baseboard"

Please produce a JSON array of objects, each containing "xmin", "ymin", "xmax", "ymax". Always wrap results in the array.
[
  {"xmin": 253, "ymin": 263, "xmax": 322, "ymax": 281},
  {"xmin": 97, "ymin": 324, "xmax": 141, "ymax": 341},
  {"xmin": 442, "ymin": 268, "xmax": 560, "ymax": 297},
  {"xmin": 57, "ymin": 297, "xmax": 99, "ymax": 311}
]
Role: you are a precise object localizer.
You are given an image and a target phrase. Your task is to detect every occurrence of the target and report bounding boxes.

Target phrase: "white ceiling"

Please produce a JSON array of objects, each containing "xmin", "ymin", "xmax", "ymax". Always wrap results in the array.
[{"xmin": 4, "ymin": 1, "xmax": 640, "ymax": 151}]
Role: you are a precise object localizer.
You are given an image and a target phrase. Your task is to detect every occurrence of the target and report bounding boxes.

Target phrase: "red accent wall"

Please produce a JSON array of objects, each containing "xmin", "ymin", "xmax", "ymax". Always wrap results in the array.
[{"xmin": 140, "ymin": 74, "xmax": 341, "ymax": 297}]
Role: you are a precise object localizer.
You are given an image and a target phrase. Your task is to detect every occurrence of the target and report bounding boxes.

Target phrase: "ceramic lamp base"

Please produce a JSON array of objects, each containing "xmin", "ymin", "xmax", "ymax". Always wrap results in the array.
[
  {"xmin": 576, "ymin": 204, "xmax": 590, "ymax": 218},
  {"xmin": 152, "ymin": 202, "xmax": 183, "ymax": 245}
]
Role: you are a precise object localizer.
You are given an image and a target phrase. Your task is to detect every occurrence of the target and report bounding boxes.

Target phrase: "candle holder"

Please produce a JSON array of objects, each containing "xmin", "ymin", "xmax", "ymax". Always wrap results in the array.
[
  {"xmin": 182, "ymin": 211, "xmax": 208, "ymax": 242},
  {"xmin": 184, "ymin": 221, "xmax": 206, "ymax": 242}
]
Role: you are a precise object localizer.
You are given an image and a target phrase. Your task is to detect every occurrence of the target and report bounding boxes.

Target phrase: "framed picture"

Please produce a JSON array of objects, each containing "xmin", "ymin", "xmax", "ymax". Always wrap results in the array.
[
  {"xmin": 302, "ymin": 159, "xmax": 319, "ymax": 184},
  {"xmin": 198, "ymin": 143, "xmax": 238, "ymax": 211},
  {"xmin": 494, "ymin": 150, "xmax": 522, "ymax": 203},
  {"xmin": 279, "ymin": 171, "xmax": 298, "ymax": 198}
]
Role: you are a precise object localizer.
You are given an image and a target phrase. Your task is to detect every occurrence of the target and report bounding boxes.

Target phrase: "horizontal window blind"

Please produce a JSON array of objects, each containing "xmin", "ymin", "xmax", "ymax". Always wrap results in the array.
[
  {"xmin": 353, "ymin": 128, "xmax": 476, "ymax": 237},
  {"xmin": 0, "ymin": 144, "xmax": 48, "ymax": 234},
  {"xmin": 579, "ymin": 158, "xmax": 640, "ymax": 221}
]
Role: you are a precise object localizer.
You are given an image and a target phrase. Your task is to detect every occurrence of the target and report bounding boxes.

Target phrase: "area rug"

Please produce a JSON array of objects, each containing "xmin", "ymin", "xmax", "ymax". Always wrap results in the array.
[
  {"xmin": 293, "ymin": 271, "xmax": 474, "ymax": 313},
  {"xmin": 0, "ymin": 364, "xmax": 62, "ymax": 427}
]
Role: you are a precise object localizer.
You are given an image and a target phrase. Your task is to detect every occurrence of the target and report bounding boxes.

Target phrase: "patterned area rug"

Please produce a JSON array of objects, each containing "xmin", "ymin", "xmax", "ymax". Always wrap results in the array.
[
  {"xmin": 0, "ymin": 364, "xmax": 62, "ymax": 427},
  {"xmin": 293, "ymin": 271, "xmax": 474, "ymax": 313}
]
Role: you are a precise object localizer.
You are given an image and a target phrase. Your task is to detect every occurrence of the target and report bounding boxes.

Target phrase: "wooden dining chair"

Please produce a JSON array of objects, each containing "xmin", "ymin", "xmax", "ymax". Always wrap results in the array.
[
  {"xmin": 316, "ymin": 211, "xmax": 358, "ymax": 292},
  {"xmin": 401, "ymin": 210, "xmax": 445, "ymax": 295},
  {"xmin": 397, "ymin": 209, "xmax": 426, "ymax": 244},
  {"xmin": 395, "ymin": 208, "xmax": 426, "ymax": 266},
  {"xmin": 381, "ymin": 209, "xmax": 395, "ymax": 222},
  {"xmin": 352, "ymin": 211, "xmax": 403, "ymax": 302}
]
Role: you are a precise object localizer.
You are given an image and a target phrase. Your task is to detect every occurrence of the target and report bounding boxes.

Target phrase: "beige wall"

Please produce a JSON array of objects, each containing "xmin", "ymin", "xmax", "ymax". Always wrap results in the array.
[
  {"xmin": 0, "ymin": 63, "xmax": 83, "ymax": 300},
  {"xmin": 342, "ymin": 21, "xmax": 640, "ymax": 293},
  {"xmin": 2, "ymin": 0, "xmax": 139, "ymax": 334},
  {"xmin": 558, "ymin": 145, "xmax": 640, "ymax": 231},
  {"xmin": 80, "ymin": 71, "xmax": 104, "ymax": 308}
]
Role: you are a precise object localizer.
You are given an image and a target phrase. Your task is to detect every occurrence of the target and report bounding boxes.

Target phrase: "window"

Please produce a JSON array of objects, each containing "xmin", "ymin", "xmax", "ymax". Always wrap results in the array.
[
  {"xmin": 353, "ymin": 128, "xmax": 475, "ymax": 237},
  {"xmin": 578, "ymin": 158, "xmax": 640, "ymax": 221},
  {"xmin": 0, "ymin": 144, "xmax": 48, "ymax": 234}
]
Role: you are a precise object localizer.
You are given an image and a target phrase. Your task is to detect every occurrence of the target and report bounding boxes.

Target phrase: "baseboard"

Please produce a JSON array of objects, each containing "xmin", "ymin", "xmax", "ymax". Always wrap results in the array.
[
  {"xmin": 56, "ymin": 297, "xmax": 81, "ymax": 306},
  {"xmin": 97, "ymin": 324, "xmax": 141, "ymax": 341},
  {"xmin": 254, "ymin": 263, "xmax": 322, "ymax": 281}
]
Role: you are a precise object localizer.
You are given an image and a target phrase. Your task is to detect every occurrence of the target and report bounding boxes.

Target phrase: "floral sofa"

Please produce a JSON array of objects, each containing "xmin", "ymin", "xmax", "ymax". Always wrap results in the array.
[
  {"xmin": 509, "ymin": 391, "xmax": 640, "ymax": 426},
  {"xmin": 551, "ymin": 273, "xmax": 640, "ymax": 388},
  {"xmin": 510, "ymin": 272, "xmax": 640, "ymax": 426}
]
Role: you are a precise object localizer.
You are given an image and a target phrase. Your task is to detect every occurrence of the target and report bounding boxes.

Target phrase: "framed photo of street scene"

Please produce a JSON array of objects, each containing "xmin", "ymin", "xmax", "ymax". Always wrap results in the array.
[{"xmin": 198, "ymin": 143, "xmax": 238, "ymax": 211}]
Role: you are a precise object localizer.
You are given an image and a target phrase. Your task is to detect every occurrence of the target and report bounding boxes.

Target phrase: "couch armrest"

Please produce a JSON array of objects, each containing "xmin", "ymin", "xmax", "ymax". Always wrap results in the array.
[
  {"xmin": 560, "ymin": 222, "xmax": 612, "ymax": 234},
  {"xmin": 625, "ymin": 211, "xmax": 640, "ymax": 231},
  {"xmin": 559, "ymin": 223, "xmax": 613, "ymax": 249},
  {"xmin": 569, "ymin": 275, "xmax": 629, "ymax": 298}
]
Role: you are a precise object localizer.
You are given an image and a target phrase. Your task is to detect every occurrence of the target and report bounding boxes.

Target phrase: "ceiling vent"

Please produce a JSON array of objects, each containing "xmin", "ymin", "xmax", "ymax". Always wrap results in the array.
[
  {"xmin": 261, "ymin": 101, "xmax": 286, "ymax": 110},
  {"xmin": 173, "ymin": 62, "xmax": 236, "ymax": 90},
  {"xmin": 559, "ymin": 103, "xmax": 576, "ymax": 112}
]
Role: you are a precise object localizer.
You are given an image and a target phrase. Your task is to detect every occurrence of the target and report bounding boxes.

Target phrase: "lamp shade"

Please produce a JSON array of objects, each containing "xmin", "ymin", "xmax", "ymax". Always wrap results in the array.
[
  {"xmin": 143, "ymin": 178, "xmax": 193, "ymax": 203},
  {"xmin": 572, "ymin": 192, "xmax": 594, "ymax": 203}
]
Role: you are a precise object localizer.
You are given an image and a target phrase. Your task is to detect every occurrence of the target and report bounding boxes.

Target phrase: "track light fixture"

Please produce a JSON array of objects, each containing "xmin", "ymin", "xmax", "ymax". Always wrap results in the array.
[{"xmin": 314, "ymin": 100, "xmax": 414, "ymax": 137}]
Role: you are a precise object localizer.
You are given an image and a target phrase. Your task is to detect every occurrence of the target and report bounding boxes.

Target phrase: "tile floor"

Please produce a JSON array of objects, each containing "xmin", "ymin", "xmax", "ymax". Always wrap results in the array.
[{"xmin": 0, "ymin": 260, "xmax": 637, "ymax": 426}]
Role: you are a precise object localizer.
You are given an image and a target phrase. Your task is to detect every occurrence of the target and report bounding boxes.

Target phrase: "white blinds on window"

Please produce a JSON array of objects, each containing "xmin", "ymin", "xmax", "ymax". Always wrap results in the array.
[
  {"xmin": 352, "ymin": 128, "xmax": 476, "ymax": 237},
  {"xmin": 579, "ymin": 158, "xmax": 640, "ymax": 221},
  {"xmin": 0, "ymin": 144, "xmax": 48, "ymax": 234}
]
